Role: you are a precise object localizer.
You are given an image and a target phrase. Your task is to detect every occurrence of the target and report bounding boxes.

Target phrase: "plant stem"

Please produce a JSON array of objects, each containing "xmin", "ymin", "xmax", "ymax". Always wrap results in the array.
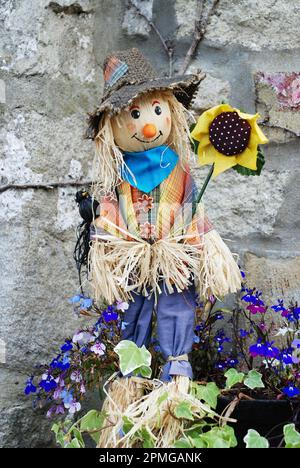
[{"xmin": 196, "ymin": 163, "xmax": 214, "ymax": 204}]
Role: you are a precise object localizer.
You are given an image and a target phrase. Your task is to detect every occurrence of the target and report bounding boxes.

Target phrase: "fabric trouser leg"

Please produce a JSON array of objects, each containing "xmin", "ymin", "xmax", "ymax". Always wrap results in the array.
[
  {"xmin": 121, "ymin": 292, "xmax": 154, "ymax": 349},
  {"xmin": 157, "ymin": 284, "xmax": 197, "ymax": 381}
]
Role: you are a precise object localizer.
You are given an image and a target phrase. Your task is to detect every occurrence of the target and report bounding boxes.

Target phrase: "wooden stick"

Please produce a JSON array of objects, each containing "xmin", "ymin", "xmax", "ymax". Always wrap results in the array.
[
  {"xmin": 180, "ymin": 0, "xmax": 220, "ymax": 75},
  {"xmin": 0, "ymin": 180, "xmax": 93, "ymax": 193}
]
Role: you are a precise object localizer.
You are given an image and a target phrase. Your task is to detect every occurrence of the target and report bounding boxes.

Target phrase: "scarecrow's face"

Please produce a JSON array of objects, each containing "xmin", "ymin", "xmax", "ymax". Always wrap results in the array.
[{"xmin": 111, "ymin": 92, "xmax": 172, "ymax": 152}]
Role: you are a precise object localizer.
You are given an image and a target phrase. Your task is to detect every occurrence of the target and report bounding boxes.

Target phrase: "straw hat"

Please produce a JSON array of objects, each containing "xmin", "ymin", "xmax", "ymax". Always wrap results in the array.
[{"xmin": 86, "ymin": 47, "xmax": 205, "ymax": 139}]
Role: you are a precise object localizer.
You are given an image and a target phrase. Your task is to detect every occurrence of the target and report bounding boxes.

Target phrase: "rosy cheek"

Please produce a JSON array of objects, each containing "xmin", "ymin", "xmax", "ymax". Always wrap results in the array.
[
  {"xmin": 126, "ymin": 122, "xmax": 137, "ymax": 134},
  {"xmin": 166, "ymin": 116, "xmax": 171, "ymax": 126}
]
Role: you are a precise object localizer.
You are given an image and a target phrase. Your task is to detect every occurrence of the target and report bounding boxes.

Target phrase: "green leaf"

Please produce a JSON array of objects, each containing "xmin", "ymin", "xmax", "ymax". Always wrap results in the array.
[
  {"xmin": 174, "ymin": 401, "xmax": 194, "ymax": 421},
  {"xmin": 195, "ymin": 382, "xmax": 220, "ymax": 409},
  {"xmin": 51, "ymin": 422, "xmax": 66, "ymax": 448},
  {"xmin": 225, "ymin": 368, "xmax": 245, "ymax": 389},
  {"xmin": 122, "ymin": 416, "xmax": 134, "ymax": 435},
  {"xmin": 138, "ymin": 427, "xmax": 155, "ymax": 448},
  {"xmin": 114, "ymin": 340, "xmax": 151, "ymax": 375},
  {"xmin": 284, "ymin": 423, "xmax": 300, "ymax": 448},
  {"xmin": 244, "ymin": 370, "xmax": 264, "ymax": 390},
  {"xmin": 133, "ymin": 365, "xmax": 152, "ymax": 378},
  {"xmin": 232, "ymin": 149, "xmax": 265, "ymax": 177},
  {"xmin": 157, "ymin": 391, "xmax": 168, "ymax": 406},
  {"xmin": 199, "ymin": 426, "xmax": 237, "ymax": 448},
  {"xmin": 80, "ymin": 409, "xmax": 105, "ymax": 433},
  {"xmin": 173, "ymin": 438, "xmax": 193, "ymax": 448},
  {"xmin": 65, "ymin": 438, "xmax": 82, "ymax": 448},
  {"xmin": 244, "ymin": 429, "xmax": 269, "ymax": 448}
]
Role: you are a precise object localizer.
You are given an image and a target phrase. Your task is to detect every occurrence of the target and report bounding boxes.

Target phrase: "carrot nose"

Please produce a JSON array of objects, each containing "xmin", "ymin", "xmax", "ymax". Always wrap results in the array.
[{"xmin": 142, "ymin": 124, "xmax": 157, "ymax": 139}]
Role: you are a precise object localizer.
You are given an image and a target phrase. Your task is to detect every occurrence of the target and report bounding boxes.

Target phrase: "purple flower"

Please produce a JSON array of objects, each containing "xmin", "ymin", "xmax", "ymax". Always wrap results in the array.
[
  {"xmin": 65, "ymin": 400, "xmax": 81, "ymax": 414},
  {"xmin": 70, "ymin": 371, "xmax": 82, "ymax": 383},
  {"xmin": 282, "ymin": 385, "xmax": 300, "ymax": 398},
  {"xmin": 102, "ymin": 305, "xmax": 118, "ymax": 322},
  {"xmin": 247, "ymin": 304, "xmax": 267, "ymax": 314},
  {"xmin": 264, "ymin": 341, "xmax": 279, "ymax": 358},
  {"xmin": 24, "ymin": 377, "xmax": 36, "ymax": 395},
  {"xmin": 72, "ymin": 331, "xmax": 94, "ymax": 345},
  {"xmin": 116, "ymin": 300, "xmax": 129, "ymax": 312},
  {"xmin": 55, "ymin": 404, "xmax": 65, "ymax": 415},
  {"xmin": 90, "ymin": 342, "xmax": 106, "ymax": 356}
]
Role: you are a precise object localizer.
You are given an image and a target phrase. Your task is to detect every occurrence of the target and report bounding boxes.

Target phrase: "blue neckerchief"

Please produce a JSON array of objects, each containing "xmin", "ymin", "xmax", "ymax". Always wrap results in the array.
[{"xmin": 121, "ymin": 145, "xmax": 179, "ymax": 193}]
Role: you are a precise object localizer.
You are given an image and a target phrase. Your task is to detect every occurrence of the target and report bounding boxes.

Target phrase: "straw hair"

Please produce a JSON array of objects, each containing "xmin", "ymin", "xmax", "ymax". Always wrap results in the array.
[{"xmin": 91, "ymin": 90, "xmax": 193, "ymax": 197}]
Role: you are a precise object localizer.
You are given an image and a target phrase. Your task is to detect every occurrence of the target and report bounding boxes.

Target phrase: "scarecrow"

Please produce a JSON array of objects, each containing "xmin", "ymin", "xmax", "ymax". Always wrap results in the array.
[{"xmin": 78, "ymin": 48, "xmax": 252, "ymax": 447}]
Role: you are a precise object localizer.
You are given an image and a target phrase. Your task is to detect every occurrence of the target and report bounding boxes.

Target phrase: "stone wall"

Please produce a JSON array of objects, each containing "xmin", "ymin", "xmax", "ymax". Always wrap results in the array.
[{"xmin": 0, "ymin": 0, "xmax": 299, "ymax": 447}]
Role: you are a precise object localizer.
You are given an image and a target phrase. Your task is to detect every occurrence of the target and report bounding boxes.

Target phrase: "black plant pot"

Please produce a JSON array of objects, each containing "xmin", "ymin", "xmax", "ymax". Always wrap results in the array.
[{"xmin": 216, "ymin": 396, "xmax": 300, "ymax": 448}]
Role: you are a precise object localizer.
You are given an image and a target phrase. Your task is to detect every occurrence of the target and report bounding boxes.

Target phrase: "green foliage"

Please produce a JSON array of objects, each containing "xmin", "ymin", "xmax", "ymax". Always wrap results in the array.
[
  {"xmin": 174, "ymin": 401, "xmax": 194, "ymax": 421},
  {"xmin": 283, "ymin": 424, "xmax": 300, "ymax": 448},
  {"xmin": 224, "ymin": 368, "xmax": 245, "ymax": 389},
  {"xmin": 244, "ymin": 370, "xmax": 265, "ymax": 390},
  {"xmin": 51, "ymin": 409, "xmax": 106, "ymax": 448},
  {"xmin": 174, "ymin": 425, "xmax": 237, "ymax": 449},
  {"xmin": 192, "ymin": 382, "xmax": 220, "ymax": 409},
  {"xmin": 114, "ymin": 340, "xmax": 152, "ymax": 377},
  {"xmin": 243, "ymin": 429, "xmax": 269, "ymax": 448},
  {"xmin": 232, "ymin": 148, "xmax": 265, "ymax": 176}
]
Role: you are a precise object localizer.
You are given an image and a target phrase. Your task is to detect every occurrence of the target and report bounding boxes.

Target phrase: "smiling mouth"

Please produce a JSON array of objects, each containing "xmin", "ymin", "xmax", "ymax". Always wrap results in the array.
[{"xmin": 132, "ymin": 130, "xmax": 163, "ymax": 143}]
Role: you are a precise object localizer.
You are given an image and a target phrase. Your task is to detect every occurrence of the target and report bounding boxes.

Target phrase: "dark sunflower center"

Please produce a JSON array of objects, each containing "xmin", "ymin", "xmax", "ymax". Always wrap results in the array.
[{"xmin": 208, "ymin": 111, "xmax": 251, "ymax": 156}]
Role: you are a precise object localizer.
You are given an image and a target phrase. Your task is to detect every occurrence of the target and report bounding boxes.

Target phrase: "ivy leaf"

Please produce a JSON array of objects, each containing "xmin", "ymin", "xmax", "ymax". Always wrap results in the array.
[
  {"xmin": 122, "ymin": 416, "xmax": 134, "ymax": 435},
  {"xmin": 232, "ymin": 148, "xmax": 265, "ymax": 177},
  {"xmin": 199, "ymin": 426, "xmax": 237, "ymax": 448},
  {"xmin": 194, "ymin": 382, "xmax": 220, "ymax": 409},
  {"xmin": 284, "ymin": 423, "xmax": 300, "ymax": 448},
  {"xmin": 65, "ymin": 437, "xmax": 82, "ymax": 448},
  {"xmin": 133, "ymin": 365, "xmax": 152, "ymax": 379},
  {"xmin": 244, "ymin": 429, "xmax": 269, "ymax": 448},
  {"xmin": 173, "ymin": 438, "xmax": 193, "ymax": 448},
  {"xmin": 244, "ymin": 370, "xmax": 264, "ymax": 390},
  {"xmin": 174, "ymin": 401, "xmax": 194, "ymax": 420},
  {"xmin": 224, "ymin": 368, "xmax": 245, "ymax": 389},
  {"xmin": 114, "ymin": 340, "xmax": 151, "ymax": 376},
  {"xmin": 138, "ymin": 427, "xmax": 155, "ymax": 448},
  {"xmin": 157, "ymin": 391, "xmax": 168, "ymax": 406},
  {"xmin": 80, "ymin": 409, "xmax": 105, "ymax": 443},
  {"xmin": 51, "ymin": 423, "xmax": 65, "ymax": 448}
]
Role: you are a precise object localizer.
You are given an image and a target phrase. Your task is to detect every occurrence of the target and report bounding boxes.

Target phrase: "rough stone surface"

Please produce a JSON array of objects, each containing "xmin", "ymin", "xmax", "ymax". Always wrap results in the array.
[
  {"xmin": 243, "ymin": 253, "xmax": 300, "ymax": 304},
  {"xmin": 122, "ymin": 0, "xmax": 153, "ymax": 38},
  {"xmin": 1, "ymin": 0, "xmax": 300, "ymax": 448},
  {"xmin": 192, "ymin": 73, "xmax": 231, "ymax": 113}
]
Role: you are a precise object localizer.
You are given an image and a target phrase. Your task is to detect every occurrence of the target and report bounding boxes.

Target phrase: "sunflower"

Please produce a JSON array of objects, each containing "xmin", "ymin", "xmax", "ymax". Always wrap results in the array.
[{"xmin": 191, "ymin": 103, "xmax": 269, "ymax": 178}]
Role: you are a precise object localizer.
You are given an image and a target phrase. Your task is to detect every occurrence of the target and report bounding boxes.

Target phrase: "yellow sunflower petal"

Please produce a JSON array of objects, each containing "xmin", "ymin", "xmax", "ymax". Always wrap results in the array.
[
  {"xmin": 212, "ymin": 154, "xmax": 237, "ymax": 178},
  {"xmin": 236, "ymin": 147, "xmax": 257, "ymax": 170},
  {"xmin": 197, "ymin": 134, "xmax": 211, "ymax": 150},
  {"xmin": 250, "ymin": 120, "xmax": 269, "ymax": 144},
  {"xmin": 198, "ymin": 144, "xmax": 218, "ymax": 166}
]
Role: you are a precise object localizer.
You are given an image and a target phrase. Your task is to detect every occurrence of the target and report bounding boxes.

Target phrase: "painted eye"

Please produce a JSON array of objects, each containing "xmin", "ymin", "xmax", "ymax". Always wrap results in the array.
[
  {"xmin": 154, "ymin": 105, "xmax": 162, "ymax": 115},
  {"xmin": 131, "ymin": 109, "xmax": 140, "ymax": 119}
]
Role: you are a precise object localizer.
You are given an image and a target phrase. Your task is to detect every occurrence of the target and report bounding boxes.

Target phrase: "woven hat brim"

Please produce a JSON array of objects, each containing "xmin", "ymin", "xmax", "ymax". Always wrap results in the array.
[{"xmin": 86, "ymin": 73, "xmax": 205, "ymax": 139}]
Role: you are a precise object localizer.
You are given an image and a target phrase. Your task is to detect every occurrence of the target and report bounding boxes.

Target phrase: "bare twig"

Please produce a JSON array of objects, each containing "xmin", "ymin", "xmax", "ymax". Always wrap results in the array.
[
  {"xmin": 0, "ymin": 180, "xmax": 92, "ymax": 194},
  {"xmin": 127, "ymin": 0, "xmax": 174, "ymax": 77},
  {"xmin": 180, "ymin": 0, "xmax": 220, "ymax": 75}
]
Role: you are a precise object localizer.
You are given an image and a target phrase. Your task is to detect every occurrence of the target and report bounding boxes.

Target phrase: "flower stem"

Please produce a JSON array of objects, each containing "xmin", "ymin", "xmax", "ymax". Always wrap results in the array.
[{"xmin": 194, "ymin": 163, "xmax": 214, "ymax": 210}]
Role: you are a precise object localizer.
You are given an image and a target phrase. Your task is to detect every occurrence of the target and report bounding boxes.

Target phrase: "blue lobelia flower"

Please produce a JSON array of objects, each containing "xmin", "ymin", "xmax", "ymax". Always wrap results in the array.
[
  {"xmin": 24, "ymin": 377, "xmax": 37, "ymax": 395},
  {"xmin": 282, "ymin": 384, "xmax": 300, "ymax": 398},
  {"xmin": 249, "ymin": 339, "xmax": 266, "ymax": 357},
  {"xmin": 103, "ymin": 307, "xmax": 118, "ymax": 322},
  {"xmin": 61, "ymin": 339, "xmax": 73, "ymax": 353},
  {"xmin": 278, "ymin": 348, "xmax": 294, "ymax": 365},
  {"xmin": 39, "ymin": 375, "xmax": 57, "ymax": 392},
  {"xmin": 271, "ymin": 299, "xmax": 286, "ymax": 313}
]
